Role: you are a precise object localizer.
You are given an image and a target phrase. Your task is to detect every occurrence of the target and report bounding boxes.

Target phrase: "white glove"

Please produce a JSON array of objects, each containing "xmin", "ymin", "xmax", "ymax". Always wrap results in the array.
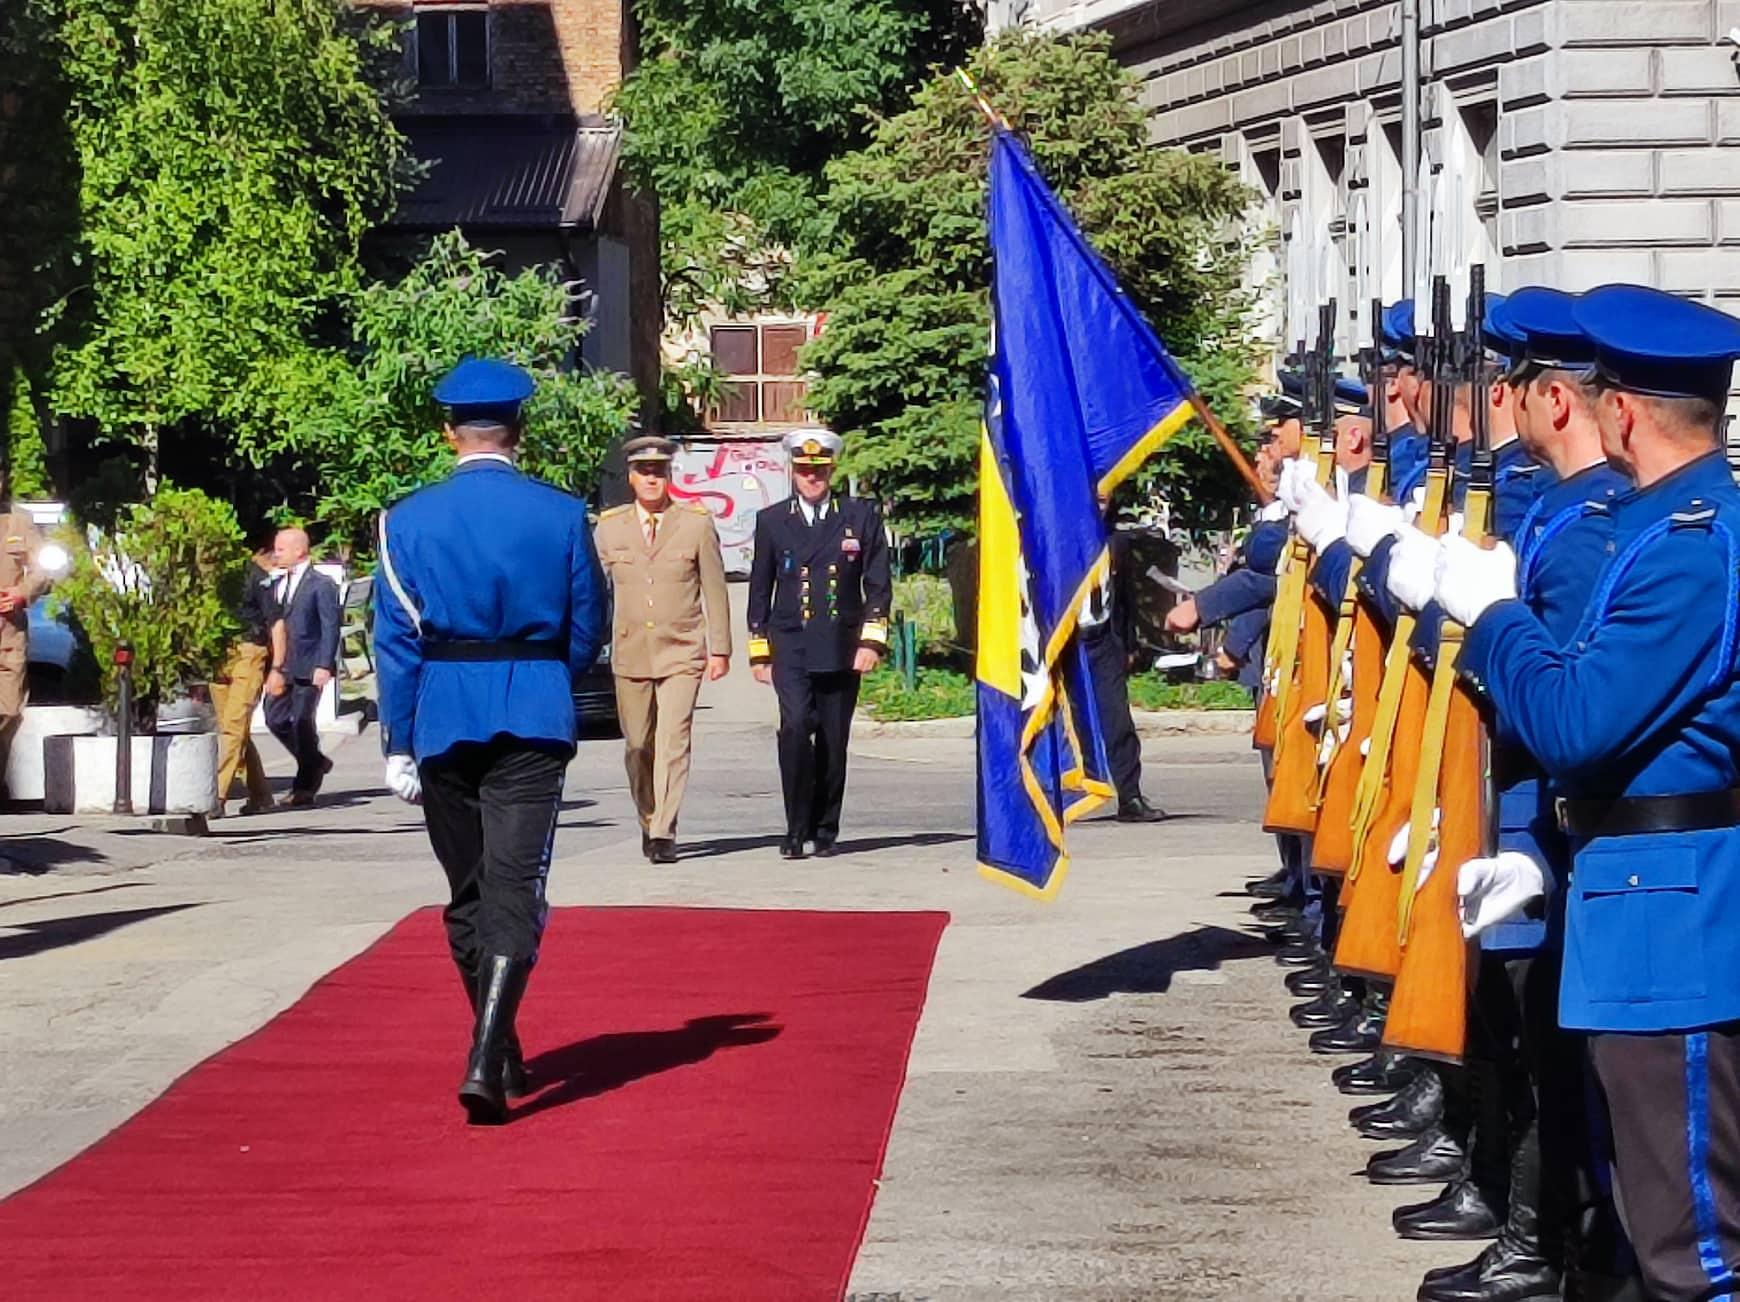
[
  {"xmin": 1293, "ymin": 476, "xmax": 1349, "ymax": 550},
  {"xmin": 1387, "ymin": 809, "xmax": 1441, "ymax": 884},
  {"xmin": 1401, "ymin": 484, "xmax": 1429, "ymax": 523},
  {"xmin": 385, "ymin": 753, "xmax": 423, "ymax": 805},
  {"xmin": 1457, "ymin": 852, "xmax": 1546, "ymax": 938},
  {"xmin": 1386, "ymin": 527, "xmax": 1442, "ymax": 613},
  {"xmin": 1258, "ymin": 497, "xmax": 1289, "ymax": 523},
  {"xmin": 1435, "ymin": 535, "xmax": 1518, "ymax": 627},
  {"xmin": 1346, "ymin": 495, "xmax": 1405, "ymax": 558},
  {"xmin": 1275, "ymin": 458, "xmax": 1312, "ymax": 513}
]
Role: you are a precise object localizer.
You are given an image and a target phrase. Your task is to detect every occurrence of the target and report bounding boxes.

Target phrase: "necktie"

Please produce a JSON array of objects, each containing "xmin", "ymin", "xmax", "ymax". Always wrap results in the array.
[{"xmin": 645, "ymin": 513, "xmax": 659, "ymax": 548}]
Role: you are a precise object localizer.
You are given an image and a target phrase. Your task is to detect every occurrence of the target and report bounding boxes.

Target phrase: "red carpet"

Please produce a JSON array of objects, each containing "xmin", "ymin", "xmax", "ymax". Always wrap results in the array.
[{"xmin": 1, "ymin": 906, "xmax": 948, "ymax": 1301}]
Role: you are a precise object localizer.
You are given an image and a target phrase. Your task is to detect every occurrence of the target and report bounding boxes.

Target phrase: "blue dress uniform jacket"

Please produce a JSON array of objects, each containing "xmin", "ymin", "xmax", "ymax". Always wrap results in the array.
[
  {"xmin": 1461, "ymin": 452, "xmax": 1740, "ymax": 1032},
  {"xmin": 747, "ymin": 496, "xmax": 892, "ymax": 671},
  {"xmin": 1482, "ymin": 461, "xmax": 1629, "ymax": 954},
  {"xmin": 374, "ymin": 460, "xmax": 607, "ymax": 764}
]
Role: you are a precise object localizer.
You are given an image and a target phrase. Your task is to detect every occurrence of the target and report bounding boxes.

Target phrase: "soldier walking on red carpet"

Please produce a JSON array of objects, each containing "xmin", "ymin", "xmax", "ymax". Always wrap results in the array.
[{"xmin": 373, "ymin": 356, "xmax": 607, "ymax": 1124}]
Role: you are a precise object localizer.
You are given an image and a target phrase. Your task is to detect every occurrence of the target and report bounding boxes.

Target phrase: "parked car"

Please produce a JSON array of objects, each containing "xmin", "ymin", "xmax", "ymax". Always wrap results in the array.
[{"xmin": 27, "ymin": 597, "xmax": 85, "ymax": 704}]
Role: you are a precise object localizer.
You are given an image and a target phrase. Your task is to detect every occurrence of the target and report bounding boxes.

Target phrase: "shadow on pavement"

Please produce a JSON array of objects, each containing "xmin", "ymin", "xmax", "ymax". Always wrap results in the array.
[
  {"xmin": 0, "ymin": 881, "xmax": 149, "ymax": 911},
  {"xmin": 515, "ymin": 1012, "xmax": 782, "ymax": 1120},
  {"xmin": 1021, "ymin": 924, "xmax": 1275, "ymax": 1003},
  {"xmin": 831, "ymin": 832, "xmax": 974, "ymax": 854},
  {"xmin": 676, "ymin": 834, "xmax": 789, "ymax": 859},
  {"xmin": 0, "ymin": 834, "xmax": 114, "ymax": 874},
  {"xmin": 0, "ymin": 902, "xmax": 201, "ymax": 961}
]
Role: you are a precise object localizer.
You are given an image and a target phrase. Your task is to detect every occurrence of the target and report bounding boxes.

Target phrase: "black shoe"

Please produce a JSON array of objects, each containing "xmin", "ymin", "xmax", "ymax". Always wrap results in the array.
[
  {"xmin": 812, "ymin": 837, "xmax": 839, "ymax": 857},
  {"xmin": 1417, "ymin": 1240, "xmax": 1561, "ymax": 1301},
  {"xmin": 1275, "ymin": 939, "xmax": 1325, "ymax": 967},
  {"xmin": 1352, "ymin": 1068, "xmax": 1445, "ymax": 1139},
  {"xmin": 1285, "ymin": 963, "xmax": 1334, "ymax": 997},
  {"xmin": 1394, "ymin": 1179, "xmax": 1504, "ymax": 1242},
  {"xmin": 1291, "ymin": 988, "xmax": 1358, "ymax": 1029},
  {"xmin": 780, "ymin": 836, "xmax": 806, "ymax": 860},
  {"xmin": 1367, "ymin": 1125, "xmax": 1468, "ymax": 1185},
  {"xmin": 649, "ymin": 837, "xmax": 677, "ymax": 864},
  {"xmin": 1334, "ymin": 1051, "xmax": 1423, "ymax": 1097},
  {"xmin": 1247, "ymin": 867, "xmax": 1291, "ymax": 899},
  {"xmin": 641, "ymin": 830, "xmax": 652, "ymax": 860},
  {"xmin": 1310, "ymin": 1009, "xmax": 1384, "ymax": 1055},
  {"xmin": 1116, "ymin": 795, "xmax": 1169, "ymax": 823},
  {"xmin": 458, "ymin": 955, "xmax": 532, "ymax": 1125},
  {"xmin": 1251, "ymin": 899, "xmax": 1302, "ymax": 924}
]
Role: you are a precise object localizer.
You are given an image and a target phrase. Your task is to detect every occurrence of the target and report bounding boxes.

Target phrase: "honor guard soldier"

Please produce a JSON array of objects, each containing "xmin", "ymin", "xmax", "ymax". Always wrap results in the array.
[
  {"xmin": 747, "ymin": 429, "xmax": 891, "ymax": 859},
  {"xmin": 1436, "ymin": 286, "xmax": 1740, "ymax": 1302},
  {"xmin": 594, "ymin": 435, "xmax": 731, "ymax": 864},
  {"xmin": 374, "ymin": 356, "xmax": 607, "ymax": 1125}
]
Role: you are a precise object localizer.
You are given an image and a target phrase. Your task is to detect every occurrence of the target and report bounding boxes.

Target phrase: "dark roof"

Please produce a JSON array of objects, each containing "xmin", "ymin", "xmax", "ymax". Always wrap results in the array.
[{"xmin": 390, "ymin": 115, "xmax": 621, "ymax": 233}]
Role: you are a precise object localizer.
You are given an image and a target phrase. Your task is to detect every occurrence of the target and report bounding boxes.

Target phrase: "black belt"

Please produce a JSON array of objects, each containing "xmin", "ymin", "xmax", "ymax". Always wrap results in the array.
[
  {"xmin": 1555, "ymin": 788, "xmax": 1740, "ymax": 840},
  {"xmin": 423, "ymin": 639, "xmax": 565, "ymax": 663}
]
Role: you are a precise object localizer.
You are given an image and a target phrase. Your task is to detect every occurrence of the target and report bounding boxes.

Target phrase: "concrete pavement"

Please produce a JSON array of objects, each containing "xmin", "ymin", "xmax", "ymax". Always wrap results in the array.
[{"xmin": 0, "ymin": 642, "xmax": 1453, "ymax": 1299}]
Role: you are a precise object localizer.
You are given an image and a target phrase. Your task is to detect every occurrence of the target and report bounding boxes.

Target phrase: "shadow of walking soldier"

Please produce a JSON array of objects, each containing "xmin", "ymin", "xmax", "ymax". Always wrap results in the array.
[{"xmin": 514, "ymin": 1013, "xmax": 783, "ymax": 1120}]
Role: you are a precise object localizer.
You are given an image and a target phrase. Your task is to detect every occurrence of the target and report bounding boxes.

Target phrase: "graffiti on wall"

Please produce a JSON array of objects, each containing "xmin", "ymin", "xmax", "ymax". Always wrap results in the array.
[{"xmin": 669, "ymin": 440, "xmax": 791, "ymax": 575}]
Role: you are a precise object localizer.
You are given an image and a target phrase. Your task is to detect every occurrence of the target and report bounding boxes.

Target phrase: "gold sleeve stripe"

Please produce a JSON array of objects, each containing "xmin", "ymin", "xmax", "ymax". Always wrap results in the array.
[
  {"xmin": 748, "ymin": 636, "xmax": 772, "ymax": 660},
  {"xmin": 860, "ymin": 620, "xmax": 889, "ymax": 646}
]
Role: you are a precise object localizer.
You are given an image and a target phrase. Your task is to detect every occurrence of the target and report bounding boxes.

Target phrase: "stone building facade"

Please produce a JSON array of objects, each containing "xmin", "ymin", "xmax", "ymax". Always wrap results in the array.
[{"xmin": 996, "ymin": 1, "xmax": 1740, "ymax": 365}]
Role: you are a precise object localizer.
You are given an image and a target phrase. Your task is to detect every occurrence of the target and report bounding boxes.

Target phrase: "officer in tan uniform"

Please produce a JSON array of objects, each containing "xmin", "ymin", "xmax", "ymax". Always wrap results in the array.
[
  {"xmin": 0, "ymin": 507, "xmax": 50, "ymax": 789},
  {"xmin": 594, "ymin": 436, "xmax": 731, "ymax": 863}
]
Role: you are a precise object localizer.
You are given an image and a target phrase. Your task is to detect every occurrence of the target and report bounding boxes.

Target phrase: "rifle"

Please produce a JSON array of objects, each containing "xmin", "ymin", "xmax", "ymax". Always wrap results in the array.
[
  {"xmin": 1334, "ymin": 278, "xmax": 1454, "ymax": 981},
  {"xmin": 1385, "ymin": 268, "xmax": 1494, "ymax": 1062},
  {"xmin": 1252, "ymin": 331, "xmax": 1312, "ymax": 753},
  {"xmin": 1263, "ymin": 303, "xmax": 1339, "ymax": 834},
  {"xmin": 1311, "ymin": 300, "xmax": 1390, "ymax": 874}
]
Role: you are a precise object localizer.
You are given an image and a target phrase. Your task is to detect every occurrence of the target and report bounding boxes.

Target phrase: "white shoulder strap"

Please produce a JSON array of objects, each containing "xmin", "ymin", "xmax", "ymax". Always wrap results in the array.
[{"xmin": 377, "ymin": 511, "xmax": 423, "ymax": 637}]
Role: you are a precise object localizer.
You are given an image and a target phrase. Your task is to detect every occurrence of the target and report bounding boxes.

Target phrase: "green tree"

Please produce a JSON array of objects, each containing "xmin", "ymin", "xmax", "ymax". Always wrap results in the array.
[
  {"xmin": 295, "ymin": 233, "xmax": 640, "ymax": 550},
  {"xmin": 612, "ymin": 0, "xmax": 979, "ymax": 325},
  {"xmin": 800, "ymin": 33, "xmax": 1265, "ymax": 537},
  {"xmin": 54, "ymin": 485, "xmax": 245, "ymax": 723},
  {"xmin": 44, "ymin": 0, "xmax": 407, "ymax": 482}
]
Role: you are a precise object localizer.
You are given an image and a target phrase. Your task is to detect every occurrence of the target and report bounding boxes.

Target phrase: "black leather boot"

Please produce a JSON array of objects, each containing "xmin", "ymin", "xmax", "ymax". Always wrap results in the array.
[
  {"xmin": 1367, "ymin": 1124, "xmax": 1469, "ymax": 1185},
  {"xmin": 1291, "ymin": 985, "xmax": 1359, "ymax": 1029},
  {"xmin": 456, "ymin": 958, "xmax": 528, "ymax": 1099},
  {"xmin": 1285, "ymin": 962, "xmax": 1334, "ymax": 997},
  {"xmin": 1334, "ymin": 1051, "xmax": 1423, "ymax": 1096},
  {"xmin": 1417, "ymin": 1123, "xmax": 1560, "ymax": 1300},
  {"xmin": 1247, "ymin": 867, "xmax": 1291, "ymax": 899},
  {"xmin": 1393, "ymin": 1178, "xmax": 1504, "ymax": 1241},
  {"xmin": 1275, "ymin": 938, "xmax": 1325, "ymax": 967},
  {"xmin": 1310, "ymin": 1006, "xmax": 1384, "ymax": 1054},
  {"xmin": 1251, "ymin": 898, "xmax": 1301, "ymax": 925},
  {"xmin": 458, "ymin": 955, "xmax": 531, "ymax": 1124},
  {"xmin": 1352, "ymin": 1067, "xmax": 1446, "ymax": 1139}
]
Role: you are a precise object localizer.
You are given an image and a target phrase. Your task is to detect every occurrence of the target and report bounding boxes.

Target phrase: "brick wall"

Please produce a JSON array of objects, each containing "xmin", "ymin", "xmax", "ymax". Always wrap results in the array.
[{"xmin": 360, "ymin": 0, "xmax": 632, "ymax": 116}]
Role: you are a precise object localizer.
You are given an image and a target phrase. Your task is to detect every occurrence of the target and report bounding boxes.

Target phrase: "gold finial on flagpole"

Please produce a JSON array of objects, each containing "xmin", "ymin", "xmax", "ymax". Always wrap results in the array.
[{"xmin": 956, "ymin": 67, "xmax": 1010, "ymax": 131}]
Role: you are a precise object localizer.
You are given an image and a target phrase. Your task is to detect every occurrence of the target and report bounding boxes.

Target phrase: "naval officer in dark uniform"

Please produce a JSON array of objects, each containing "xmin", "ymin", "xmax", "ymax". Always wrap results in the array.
[
  {"xmin": 374, "ymin": 356, "xmax": 607, "ymax": 1124},
  {"xmin": 747, "ymin": 430, "xmax": 892, "ymax": 859}
]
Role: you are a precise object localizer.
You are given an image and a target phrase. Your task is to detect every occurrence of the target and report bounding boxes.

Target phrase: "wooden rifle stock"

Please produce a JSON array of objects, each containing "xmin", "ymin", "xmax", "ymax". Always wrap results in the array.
[
  {"xmin": 1251, "ymin": 439, "xmax": 1321, "ymax": 756},
  {"xmin": 1311, "ymin": 597, "xmax": 1382, "ymax": 874},
  {"xmin": 1263, "ymin": 585, "xmax": 1333, "ymax": 832}
]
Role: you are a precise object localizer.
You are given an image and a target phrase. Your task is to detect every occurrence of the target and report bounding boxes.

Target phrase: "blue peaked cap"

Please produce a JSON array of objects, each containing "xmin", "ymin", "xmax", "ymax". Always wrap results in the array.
[
  {"xmin": 433, "ymin": 356, "xmax": 537, "ymax": 418},
  {"xmin": 1278, "ymin": 369, "xmax": 1370, "ymax": 414},
  {"xmin": 1491, "ymin": 287, "xmax": 1597, "ymax": 372},
  {"xmin": 1572, "ymin": 285, "xmax": 1740, "ymax": 401},
  {"xmin": 1380, "ymin": 300, "xmax": 1417, "ymax": 361},
  {"xmin": 1478, "ymin": 291, "xmax": 1516, "ymax": 361}
]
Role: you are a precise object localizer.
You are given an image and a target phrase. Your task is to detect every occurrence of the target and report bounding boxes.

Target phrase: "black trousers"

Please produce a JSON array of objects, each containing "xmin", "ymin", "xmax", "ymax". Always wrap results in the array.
[
  {"xmin": 421, "ymin": 739, "xmax": 568, "ymax": 967},
  {"xmin": 1082, "ymin": 623, "xmax": 1144, "ymax": 803},
  {"xmin": 264, "ymin": 679, "xmax": 327, "ymax": 793},
  {"xmin": 772, "ymin": 662, "xmax": 859, "ymax": 842},
  {"xmin": 1590, "ymin": 1025, "xmax": 1740, "ymax": 1301}
]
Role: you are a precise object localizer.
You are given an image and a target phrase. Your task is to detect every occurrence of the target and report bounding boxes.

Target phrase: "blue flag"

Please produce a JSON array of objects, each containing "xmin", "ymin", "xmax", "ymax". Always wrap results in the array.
[{"xmin": 977, "ymin": 130, "xmax": 1199, "ymax": 899}]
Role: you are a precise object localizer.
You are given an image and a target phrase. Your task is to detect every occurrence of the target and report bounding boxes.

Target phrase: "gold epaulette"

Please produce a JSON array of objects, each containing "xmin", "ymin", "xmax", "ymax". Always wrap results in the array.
[
  {"xmin": 682, "ymin": 500, "xmax": 710, "ymax": 514},
  {"xmin": 599, "ymin": 503, "xmax": 633, "ymax": 519}
]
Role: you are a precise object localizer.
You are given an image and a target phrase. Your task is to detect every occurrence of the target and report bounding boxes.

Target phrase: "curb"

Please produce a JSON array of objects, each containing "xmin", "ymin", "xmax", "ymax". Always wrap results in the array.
[{"xmin": 855, "ymin": 709, "xmax": 1254, "ymax": 739}]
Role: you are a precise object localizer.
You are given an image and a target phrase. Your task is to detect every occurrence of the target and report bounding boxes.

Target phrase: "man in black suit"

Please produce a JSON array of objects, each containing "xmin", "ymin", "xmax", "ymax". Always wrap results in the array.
[
  {"xmin": 747, "ymin": 430, "xmax": 892, "ymax": 859},
  {"xmin": 264, "ymin": 526, "xmax": 340, "ymax": 806}
]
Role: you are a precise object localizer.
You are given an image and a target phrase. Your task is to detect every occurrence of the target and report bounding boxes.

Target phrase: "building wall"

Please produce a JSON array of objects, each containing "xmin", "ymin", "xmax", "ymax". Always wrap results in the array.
[
  {"xmin": 1015, "ymin": 0, "xmax": 1740, "ymax": 358},
  {"xmin": 362, "ymin": 0, "xmax": 633, "ymax": 117}
]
